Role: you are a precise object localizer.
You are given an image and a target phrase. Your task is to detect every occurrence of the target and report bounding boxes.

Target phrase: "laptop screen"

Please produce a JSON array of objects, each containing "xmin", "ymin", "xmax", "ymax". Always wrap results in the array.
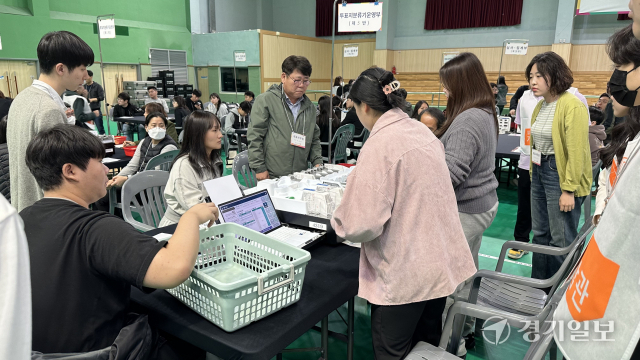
[{"xmin": 218, "ymin": 190, "xmax": 281, "ymax": 234}]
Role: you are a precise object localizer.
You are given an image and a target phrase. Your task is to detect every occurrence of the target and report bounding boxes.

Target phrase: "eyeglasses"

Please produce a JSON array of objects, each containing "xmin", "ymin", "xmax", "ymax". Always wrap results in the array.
[{"xmin": 287, "ymin": 75, "xmax": 312, "ymax": 86}]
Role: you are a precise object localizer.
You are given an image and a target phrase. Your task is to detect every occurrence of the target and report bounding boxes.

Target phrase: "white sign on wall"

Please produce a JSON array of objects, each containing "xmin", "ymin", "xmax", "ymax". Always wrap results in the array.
[
  {"xmin": 98, "ymin": 18, "xmax": 116, "ymax": 39},
  {"xmin": 338, "ymin": 2, "xmax": 383, "ymax": 32},
  {"xmin": 235, "ymin": 52, "xmax": 246, "ymax": 62},
  {"xmin": 344, "ymin": 46, "xmax": 358, "ymax": 57},
  {"xmin": 505, "ymin": 42, "xmax": 528, "ymax": 55},
  {"xmin": 443, "ymin": 53, "xmax": 459, "ymax": 65},
  {"xmin": 577, "ymin": 0, "xmax": 628, "ymax": 13}
]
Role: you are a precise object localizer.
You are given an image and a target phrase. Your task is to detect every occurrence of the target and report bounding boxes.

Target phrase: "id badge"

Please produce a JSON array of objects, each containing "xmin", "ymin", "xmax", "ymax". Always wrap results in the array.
[
  {"xmin": 291, "ymin": 132, "xmax": 306, "ymax": 148},
  {"xmin": 532, "ymin": 149, "xmax": 542, "ymax": 166}
]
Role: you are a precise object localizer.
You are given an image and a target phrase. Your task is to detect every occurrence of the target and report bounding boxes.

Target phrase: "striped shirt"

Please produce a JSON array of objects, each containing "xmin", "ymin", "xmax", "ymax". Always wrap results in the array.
[{"xmin": 532, "ymin": 100, "xmax": 557, "ymax": 155}]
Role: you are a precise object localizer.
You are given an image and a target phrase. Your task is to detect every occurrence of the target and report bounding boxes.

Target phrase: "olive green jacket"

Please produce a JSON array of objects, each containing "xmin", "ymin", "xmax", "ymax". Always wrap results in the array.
[
  {"xmin": 247, "ymin": 83, "xmax": 322, "ymax": 177},
  {"xmin": 530, "ymin": 92, "xmax": 592, "ymax": 197}
]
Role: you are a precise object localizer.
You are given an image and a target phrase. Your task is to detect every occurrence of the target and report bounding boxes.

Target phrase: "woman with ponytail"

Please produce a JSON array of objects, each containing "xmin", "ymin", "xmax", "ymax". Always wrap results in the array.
[{"xmin": 331, "ymin": 67, "xmax": 476, "ymax": 359}]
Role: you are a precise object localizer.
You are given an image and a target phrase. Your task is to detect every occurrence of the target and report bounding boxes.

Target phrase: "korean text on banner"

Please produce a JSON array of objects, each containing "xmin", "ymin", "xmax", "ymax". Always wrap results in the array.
[
  {"xmin": 505, "ymin": 42, "xmax": 528, "ymax": 55},
  {"xmin": 98, "ymin": 18, "xmax": 116, "ymax": 39},
  {"xmin": 344, "ymin": 46, "xmax": 358, "ymax": 58},
  {"xmin": 338, "ymin": 2, "xmax": 383, "ymax": 32},
  {"xmin": 235, "ymin": 52, "xmax": 246, "ymax": 62}
]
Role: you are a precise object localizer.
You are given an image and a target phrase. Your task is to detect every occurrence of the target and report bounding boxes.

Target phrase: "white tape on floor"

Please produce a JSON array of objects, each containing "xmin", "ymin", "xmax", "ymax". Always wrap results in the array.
[{"xmin": 478, "ymin": 253, "xmax": 532, "ymax": 267}]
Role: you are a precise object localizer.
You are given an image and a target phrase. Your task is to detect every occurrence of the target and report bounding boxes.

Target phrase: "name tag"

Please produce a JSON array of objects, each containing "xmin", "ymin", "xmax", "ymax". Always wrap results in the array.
[
  {"xmin": 291, "ymin": 132, "xmax": 306, "ymax": 148},
  {"xmin": 532, "ymin": 149, "xmax": 542, "ymax": 166}
]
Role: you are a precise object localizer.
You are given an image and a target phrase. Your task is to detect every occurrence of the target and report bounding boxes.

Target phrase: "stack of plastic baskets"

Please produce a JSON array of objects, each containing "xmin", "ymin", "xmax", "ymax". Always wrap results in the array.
[{"xmin": 166, "ymin": 223, "xmax": 312, "ymax": 332}]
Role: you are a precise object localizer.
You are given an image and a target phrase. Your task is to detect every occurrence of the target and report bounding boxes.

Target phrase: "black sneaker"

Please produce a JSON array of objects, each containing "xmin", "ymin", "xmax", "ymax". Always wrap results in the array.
[{"xmin": 464, "ymin": 333, "xmax": 476, "ymax": 350}]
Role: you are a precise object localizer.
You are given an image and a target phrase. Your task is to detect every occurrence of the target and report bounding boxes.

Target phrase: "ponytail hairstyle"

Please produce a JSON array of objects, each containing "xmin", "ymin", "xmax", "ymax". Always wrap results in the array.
[
  {"xmin": 600, "ymin": 106, "xmax": 640, "ymax": 169},
  {"xmin": 348, "ymin": 67, "xmax": 405, "ymax": 114},
  {"xmin": 436, "ymin": 52, "xmax": 498, "ymax": 138}
]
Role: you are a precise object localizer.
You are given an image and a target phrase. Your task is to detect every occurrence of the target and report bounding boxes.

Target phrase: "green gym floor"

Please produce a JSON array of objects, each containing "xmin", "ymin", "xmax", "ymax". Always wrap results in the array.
[{"xmin": 107, "ymin": 122, "xmax": 578, "ymax": 359}]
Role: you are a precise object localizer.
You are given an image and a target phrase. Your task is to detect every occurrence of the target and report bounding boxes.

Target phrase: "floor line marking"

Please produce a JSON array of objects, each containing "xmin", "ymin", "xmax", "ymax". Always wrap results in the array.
[{"xmin": 478, "ymin": 253, "xmax": 532, "ymax": 267}]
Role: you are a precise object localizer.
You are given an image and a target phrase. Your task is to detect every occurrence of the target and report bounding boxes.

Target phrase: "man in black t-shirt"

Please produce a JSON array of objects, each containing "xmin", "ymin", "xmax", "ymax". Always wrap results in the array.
[
  {"xmin": 185, "ymin": 89, "xmax": 203, "ymax": 112},
  {"xmin": 20, "ymin": 125, "xmax": 217, "ymax": 357}
]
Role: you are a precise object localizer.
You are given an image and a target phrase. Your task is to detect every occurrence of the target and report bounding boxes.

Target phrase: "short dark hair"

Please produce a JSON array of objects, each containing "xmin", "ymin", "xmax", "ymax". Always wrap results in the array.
[
  {"xmin": 145, "ymin": 111, "xmax": 168, "ymax": 127},
  {"xmin": 398, "ymin": 88, "xmax": 408, "ymax": 100},
  {"xmin": 419, "ymin": 108, "xmax": 446, "ymax": 130},
  {"xmin": 117, "ymin": 92, "xmax": 131, "ymax": 102},
  {"xmin": 0, "ymin": 116, "xmax": 7, "ymax": 144},
  {"xmin": 606, "ymin": 24, "xmax": 640, "ymax": 66},
  {"xmin": 192, "ymin": 89, "xmax": 202, "ymax": 98},
  {"xmin": 244, "ymin": 91, "xmax": 255, "ymax": 98},
  {"xmin": 239, "ymin": 101, "xmax": 252, "ymax": 113},
  {"xmin": 349, "ymin": 67, "xmax": 404, "ymax": 113},
  {"xmin": 589, "ymin": 106, "xmax": 605, "ymax": 125},
  {"xmin": 525, "ymin": 52, "xmax": 573, "ymax": 97},
  {"xmin": 87, "ymin": 70, "xmax": 93, "ymax": 77},
  {"xmin": 600, "ymin": 93, "xmax": 611, "ymax": 99},
  {"xmin": 147, "ymin": 86, "xmax": 157, "ymax": 91},
  {"xmin": 173, "ymin": 95, "xmax": 188, "ymax": 109},
  {"xmin": 37, "ymin": 31, "xmax": 94, "ymax": 75},
  {"xmin": 144, "ymin": 102, "xmax": 167, "ymax": 117},
  {"xmin": 490, "ymin": 83, "xmax": 498, "ymax": 88},
  {"xmin": 282, "ymin": 55, "xmax": 312, "ymax": 77},
  {"xmin": 25, "ymin": 124, "xmax": 105, "ymax": 191}
]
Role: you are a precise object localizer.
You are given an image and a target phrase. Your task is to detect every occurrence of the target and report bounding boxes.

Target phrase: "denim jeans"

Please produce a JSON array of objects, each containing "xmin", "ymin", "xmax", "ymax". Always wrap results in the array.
[
  {"xmin": 94, "ymin": 109, "xmax": 105, "ymax": 135},
  {"xmin": 531, "ymin": 155, "xmax": 585, "ymax": 280},
  {"xmin": 123, "ymin": 123, "xmax": 146, "ymax": 142}
]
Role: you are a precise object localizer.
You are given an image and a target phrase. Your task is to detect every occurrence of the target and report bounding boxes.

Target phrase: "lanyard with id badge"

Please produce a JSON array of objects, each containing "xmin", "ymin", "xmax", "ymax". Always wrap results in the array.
[
  {"xmin": 532, "ymin": 102, "xmax": 554, "ymax": 166},
  {"xmin": 281, "ymin": 88, "xmax": 306, "ymax": 148}
]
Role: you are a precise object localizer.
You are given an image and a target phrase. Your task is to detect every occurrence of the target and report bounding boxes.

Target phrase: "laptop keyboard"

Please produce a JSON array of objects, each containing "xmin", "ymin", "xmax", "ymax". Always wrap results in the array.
[{"xmin": 268, "ymin": 226, "xmax": 311, "ymax": 241}]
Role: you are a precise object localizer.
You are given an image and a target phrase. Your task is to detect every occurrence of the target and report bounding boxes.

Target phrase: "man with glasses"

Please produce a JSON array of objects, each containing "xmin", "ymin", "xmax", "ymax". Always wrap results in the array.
[{"xmin": 248, "ymin": 55, "xmax": 323, "ymax": 179}]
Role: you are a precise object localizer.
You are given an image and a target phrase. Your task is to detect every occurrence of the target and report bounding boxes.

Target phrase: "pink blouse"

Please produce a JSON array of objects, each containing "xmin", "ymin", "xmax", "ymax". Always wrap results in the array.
[{"xmin": 331, "ymin": 108, "xmax": 477, "ymax": 305}]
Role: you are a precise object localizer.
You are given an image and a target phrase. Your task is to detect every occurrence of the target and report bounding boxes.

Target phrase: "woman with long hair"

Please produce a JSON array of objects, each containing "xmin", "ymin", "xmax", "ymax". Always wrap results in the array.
[
  {"xmin": 411, "ymin": 100, "xmax": 429, "ymax": 120},
  {"xmin": 331, "ymin": 67, "xmax": 476, "ymax": 359},
  {"xmin": 436, "ymin": 52, "xmax": 500, "ymax": 357},
  {"xmin": 171, "ymin": 95, "xmax": 191, "ymax": 131},
  {"xmin": 317, "ymin": 95, "xmax": 341, "ymax": 157},
  {"xmin": 160, "ymin": 110, "xmax": 223, "ymax": 226},
  {"xmin": 526, "ymin": 52, "xmax": 591, "ymax": 281},
  {"xmin": 205, "ymin": 92, "xmax": 229, "ymax": 120},
  {"xmin": 594, "ymin": 25, "xmax": 640, "ymax": 225}
]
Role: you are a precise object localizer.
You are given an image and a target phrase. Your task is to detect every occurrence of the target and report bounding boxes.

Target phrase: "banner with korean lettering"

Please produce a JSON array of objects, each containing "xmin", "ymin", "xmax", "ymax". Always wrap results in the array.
[
  {"xmin": 344, "ymin": 46, "xmax": 358, "ymax": 58},
  {"xmin": 505, "ymin": 42, "xmax": 528, "ymax": 55},
  {"xmin": 576, "ymin": 0, "xmax": 629, "ymax": 14},
  {"xmin": 553, "ymin": 151, "xmax": 640, "ymax": 360},
  {"xmin": 338, "ymin": 2, "xmax": 383, "ymax": 32},
  {"xmin": 98, "ymin": 18, "xmax": 116, "ymax": 39}
]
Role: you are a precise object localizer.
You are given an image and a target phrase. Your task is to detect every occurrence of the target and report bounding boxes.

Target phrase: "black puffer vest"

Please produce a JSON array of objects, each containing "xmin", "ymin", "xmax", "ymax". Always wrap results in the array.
[{"xmin": 136, "ymin": 136, "xmax": 178, "ymax": 173}]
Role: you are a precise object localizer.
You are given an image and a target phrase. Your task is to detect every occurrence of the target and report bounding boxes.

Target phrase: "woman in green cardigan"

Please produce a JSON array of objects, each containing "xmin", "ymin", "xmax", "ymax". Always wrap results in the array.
[{"xmin": 526, "ymin": 52, "xmax": 592, "ymax": 280}]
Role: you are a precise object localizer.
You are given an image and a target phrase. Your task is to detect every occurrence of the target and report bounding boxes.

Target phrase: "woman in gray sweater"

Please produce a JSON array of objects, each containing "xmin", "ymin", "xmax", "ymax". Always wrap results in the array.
[{"xmin": 435, "ymin": 52, "xmax": 499, "ymax": 357}]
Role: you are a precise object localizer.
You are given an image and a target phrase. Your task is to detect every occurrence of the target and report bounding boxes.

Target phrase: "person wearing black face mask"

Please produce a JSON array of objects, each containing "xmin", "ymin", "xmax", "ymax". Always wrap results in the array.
[{"xmin": 609, "ymin": 66, "xmax": 640, "ymax": 107}]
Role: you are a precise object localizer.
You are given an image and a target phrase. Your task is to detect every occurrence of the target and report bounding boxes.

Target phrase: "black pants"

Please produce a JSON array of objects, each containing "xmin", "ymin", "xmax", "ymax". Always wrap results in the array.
[
  {"xmin": 497, "ymin": 105, "xmax": 505, "ymax": 115},
  {"xmin": 370, "ymin": 297, "xmax": 447, "ymax": 360},
  {"xmin": 514, "ymin": 167, "xmax": 532, "ymax": 242}
]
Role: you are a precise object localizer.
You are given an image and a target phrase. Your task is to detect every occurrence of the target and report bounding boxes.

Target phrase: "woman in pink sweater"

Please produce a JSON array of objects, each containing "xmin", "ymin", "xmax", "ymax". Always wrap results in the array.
[{"xmin": 331, "ymin": 67, "xmax": 476, "ymax": 360}]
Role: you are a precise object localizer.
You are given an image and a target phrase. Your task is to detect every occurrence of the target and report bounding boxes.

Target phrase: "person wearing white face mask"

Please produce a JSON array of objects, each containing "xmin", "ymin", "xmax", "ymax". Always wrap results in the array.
[{"xmin": 106, "ymin": 112, "xmax": 178, "ymax": 189}]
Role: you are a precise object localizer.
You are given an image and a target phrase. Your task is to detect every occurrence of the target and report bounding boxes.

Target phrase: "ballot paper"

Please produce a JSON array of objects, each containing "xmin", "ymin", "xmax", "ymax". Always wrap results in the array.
[
  {"xmin": 101, "ymin": 157, "xmax": 120, "ymax": 163},
  {"xmin": 202, "ymin": 175, "xmax": 243, "ymax": 208},
  {"xmin": 153, "ymin": 233, "xmax": 172, "ymax": 242}
]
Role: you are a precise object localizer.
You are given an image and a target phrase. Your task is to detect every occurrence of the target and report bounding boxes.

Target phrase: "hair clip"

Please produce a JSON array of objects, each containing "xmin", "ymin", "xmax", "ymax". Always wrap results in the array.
[{"xmin": 383, "ymin": 80, "xmax": 401, "ymax": 95}]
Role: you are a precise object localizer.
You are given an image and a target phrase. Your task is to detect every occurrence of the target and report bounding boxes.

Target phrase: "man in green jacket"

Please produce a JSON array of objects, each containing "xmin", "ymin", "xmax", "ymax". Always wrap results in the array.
[{"xmin": 248, "ymin": 55, "xmax": 323, "ymax": 179}]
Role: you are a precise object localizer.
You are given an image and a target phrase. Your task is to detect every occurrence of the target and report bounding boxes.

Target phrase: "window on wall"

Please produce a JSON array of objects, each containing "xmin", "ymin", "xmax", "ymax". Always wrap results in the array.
[
  {"xmin": 221, "ymin": 67, "xmax": 249, "ymax": 93},
  {"xmin": 149, "ymin": 49, "xmax": 188, "ymax": 84}
]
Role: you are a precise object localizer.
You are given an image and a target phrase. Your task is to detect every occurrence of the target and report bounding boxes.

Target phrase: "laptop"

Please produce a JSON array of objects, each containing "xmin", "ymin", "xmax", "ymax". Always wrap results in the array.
[{"xmin": 218, "ymin": 190, "xmax": 322, "ymax": 248}]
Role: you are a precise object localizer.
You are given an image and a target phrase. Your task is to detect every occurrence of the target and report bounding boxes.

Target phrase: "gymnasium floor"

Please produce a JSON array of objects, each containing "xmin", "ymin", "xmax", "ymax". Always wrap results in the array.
[{"xmin": 106, "ymin": 122, "xmax": 576, "ymax": 359}]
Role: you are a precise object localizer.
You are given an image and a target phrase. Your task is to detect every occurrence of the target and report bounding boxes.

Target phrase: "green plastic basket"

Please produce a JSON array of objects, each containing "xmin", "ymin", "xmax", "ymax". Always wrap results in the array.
[{"xmin": 166, "ymin": 223, "xmax": 311, "ymax": 332}]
